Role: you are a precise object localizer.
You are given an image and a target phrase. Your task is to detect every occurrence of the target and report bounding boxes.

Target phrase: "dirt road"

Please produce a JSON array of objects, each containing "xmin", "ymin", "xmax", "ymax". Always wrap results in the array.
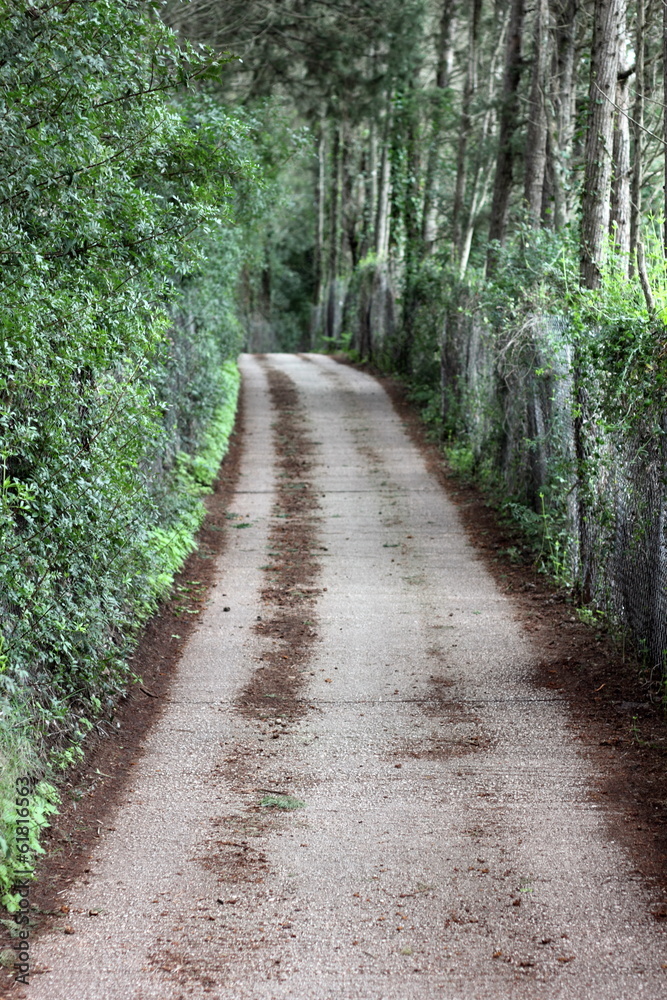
[{"xmin": 29, "ymin": 354, "xmax": 667, "ymax": 998}]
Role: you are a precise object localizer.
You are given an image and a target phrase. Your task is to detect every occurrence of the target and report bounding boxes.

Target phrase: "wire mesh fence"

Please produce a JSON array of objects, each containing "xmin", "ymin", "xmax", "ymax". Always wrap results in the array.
[
  {"xmin": 326, "ymin": 268, "xmax": 667, "ymax": 679},
  {"xmin": 441, "ymin": 300, "xmax": 667, "ymax": 680}
]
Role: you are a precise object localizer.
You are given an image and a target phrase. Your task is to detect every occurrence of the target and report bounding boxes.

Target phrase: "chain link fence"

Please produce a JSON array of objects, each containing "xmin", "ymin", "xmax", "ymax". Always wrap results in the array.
[
  {"xmin": 338, "ymin": 269, "xmax": 667, "ymax": 681},
  {"xmin": 441, "ymin": 297, "xmax": 667, "ymax": 679}
]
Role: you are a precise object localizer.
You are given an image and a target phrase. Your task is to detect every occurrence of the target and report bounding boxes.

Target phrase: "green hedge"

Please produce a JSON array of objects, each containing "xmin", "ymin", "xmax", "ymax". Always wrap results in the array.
[{"xmin": 0, "ymin": 2, "xmax": 252, "ymax": 910}]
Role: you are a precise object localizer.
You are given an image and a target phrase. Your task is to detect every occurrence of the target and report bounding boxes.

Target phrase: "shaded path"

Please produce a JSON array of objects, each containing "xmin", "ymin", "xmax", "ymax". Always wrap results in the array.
[{"xmin": 29, "ymin": 354, "xmax": 666, "ymax": 999}]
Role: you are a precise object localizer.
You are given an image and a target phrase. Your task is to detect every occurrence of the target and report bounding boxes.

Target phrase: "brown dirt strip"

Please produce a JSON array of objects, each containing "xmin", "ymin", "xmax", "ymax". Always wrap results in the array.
[
  {"xmin": 237, "ymin": 363, "xmax": 322, "ymax": 724},
  {"xmin": 199, "ymin": 363, "xmax": 322, "ymax": 875},
  {"xmin": 143, "ymin": 362, "xmax": 325, "ymax": 994}
]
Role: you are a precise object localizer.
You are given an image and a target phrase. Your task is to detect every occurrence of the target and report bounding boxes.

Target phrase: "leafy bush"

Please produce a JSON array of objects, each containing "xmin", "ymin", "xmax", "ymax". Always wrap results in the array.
[{"xmin": 0, "ymin": 2, "xmax": 254, "ymax": 903}]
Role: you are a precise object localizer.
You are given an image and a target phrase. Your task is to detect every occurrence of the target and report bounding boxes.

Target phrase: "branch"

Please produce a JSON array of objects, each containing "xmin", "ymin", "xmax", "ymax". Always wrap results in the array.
[
  {"xmin": 594, "ymin": 81, "xmax": 665, "ymax": 147},
  {"xmin": 0, "ymin": 121, "xmax": 165, "ymax": 207},
  {"xmin": 617, "ymin": 63, "xmax": 636, "ymax": 83},
  {"xmin": 636, "ymin": 242, "xmax": 656, "ymax": 317}
]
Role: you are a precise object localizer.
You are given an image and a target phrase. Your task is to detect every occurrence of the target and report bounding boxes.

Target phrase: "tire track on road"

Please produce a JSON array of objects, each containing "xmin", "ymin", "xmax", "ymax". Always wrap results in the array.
[{"xmin": 239, "ymin": 363, "xmax": 322, "ymax": 723}]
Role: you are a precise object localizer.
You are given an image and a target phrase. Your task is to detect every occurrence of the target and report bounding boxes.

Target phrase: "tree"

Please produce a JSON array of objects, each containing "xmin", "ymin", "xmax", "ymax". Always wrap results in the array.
[
  {"xmin": 422, "ymin": 0, "xmax": 457, "ymax": 255},
  {"xmin": 580, "ymin": 0, "xmax": 626, "ymax": 289},
  {"xmin": 630, "ymin": 0, "xmax": 647, "ymax": 263},
  {"xmin": 451, "ymin": 0, "xmax": 483, "ymax": 256},
  {"xmin": 487, "ymin": 0, "xmax": 526, "ymax": 269},
  {"xmin": 547, "ymin": 0, "xmax": 580, "ymax": 230},
  {"xmin": 523, "ymin": 0, "xmax": 550, "ymax": 223},
  {"xmin": 610, "ymin": 61, "xmax": 633, "ymax": 266}
]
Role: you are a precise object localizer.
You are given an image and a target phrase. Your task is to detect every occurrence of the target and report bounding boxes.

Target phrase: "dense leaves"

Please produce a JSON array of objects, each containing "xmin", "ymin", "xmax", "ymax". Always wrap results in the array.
[{"xmin": 0, "ymin": 0, "xmax": 257, "ymax": 902}]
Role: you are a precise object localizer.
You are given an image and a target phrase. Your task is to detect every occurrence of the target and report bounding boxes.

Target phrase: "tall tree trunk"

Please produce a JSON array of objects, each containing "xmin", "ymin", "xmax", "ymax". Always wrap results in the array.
[
  {"xmin": 487, "ymin": 0, "xmax": 526, "ymax": 271},
  {"xmin": 610, "ymin": 67, "xmax": 632, "ymax": 268},
  {"xmin": 363, "ymin": 119, "xmax": 378, "ymax": 258},
  {"xmin": 456, "ymin": 13, "xmax": 507, "ymax": 277},
  {"xmin": 342, "ymin": 125, "xmax": 362, "ymax": 269},
  {"xmin": 629, "ymin": 0, "xmax": 646, "ymax": 266},
  {"xmin": 375, "ymin": 100, "xmax": 393, "ymax": 259},
  {"xmin": 459, "ymin": 159, "xmax": 494, "ymax": 277},
  {"xmin": 422, "ymin": 0, "xmax": 457, "ymax": 255},
  {"xmin": 580, "ymin": 0, "xmax": 624, "ymax": 289},
  {"xmin": 610, "ymin": 3, "xmax": 631, "ymax": 268},
  {"xmin": 452, "ymin": 0, "xmax": 482, "ymax": 256},
  {"xmin": 313, "ymin": 121, "xmax": 326, "ymax": 303},
  {"xmin": 548, "ymin": 0, "xmax": 579, "ymax": 229},
  {"xmin": 524, "ymin": 0, "xmax": 550, "ymax": 223},
  {"xmin": 326, "ymin": 121, "xmax": 343, "ymax": 341},
  {"xmin": 541, "ymin": 128, "xmax": 556, "ymax": 226},
  {"xmin": 399, "ymin": 88, "xmax": 425, "ymax": 374},
  {"xmin": 404, "ymin": 96, "xmax": 422, "ymax": 263},
  {"xmin": 328, "ymin": 121, "xmax": 342, "ymax": 282},
  {"xmin": 576, "ymin": 0, "xmax": 625, "ymax": 606}
]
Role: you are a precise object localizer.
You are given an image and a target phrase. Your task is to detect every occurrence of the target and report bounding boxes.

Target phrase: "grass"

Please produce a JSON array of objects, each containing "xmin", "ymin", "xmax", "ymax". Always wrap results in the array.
[{"xmin": 259, "ymin": 794, "xmax": 305, "ymax": 810}]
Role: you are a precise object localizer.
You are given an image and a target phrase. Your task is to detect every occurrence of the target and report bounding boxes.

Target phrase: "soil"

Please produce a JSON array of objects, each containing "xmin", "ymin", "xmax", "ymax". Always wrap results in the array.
[{"xmin": 196, "ymin": 361, "xmax": 326, "ymax": 894}]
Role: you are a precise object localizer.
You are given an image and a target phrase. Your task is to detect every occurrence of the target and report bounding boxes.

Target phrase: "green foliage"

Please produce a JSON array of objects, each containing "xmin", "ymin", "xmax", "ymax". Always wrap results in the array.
[
  {"xmin": 146, "ymin": 360, "xmax": 240, "ymax": 599},
  {"xmin": 0, "ymin": 3, "xmax": 258, "ymax": 904},
  {"xmin": 444, "ymin": 444, "xmax": 475, "ymax": 478},
  {"xmin": 187, "ymin": 362, "xmax": 241, "ymax": 488},
  {"xmin": 569, "ymin": 227, "xmax": 667, "ymax": 430},
  {"xmin": 498, "ymin": 494, "xmax": 572, "ymax": 584},
  {"xmin": 0, "ymin": 2, "xmax": 244, "ymax": 721},
  {"xmin": 481, "ymin": 222, "xmax": 580, "ymax": 322},
  {"xmin": 0, "ymin": 773, "xmax": 59, "ymax": 913},
  {"xmin": 406, "ymin": 382, "xmax": 441, "ymax": 435},
  {"xmin": 398, "ymin": 257, "xmax": 449, "ymax": 382}
]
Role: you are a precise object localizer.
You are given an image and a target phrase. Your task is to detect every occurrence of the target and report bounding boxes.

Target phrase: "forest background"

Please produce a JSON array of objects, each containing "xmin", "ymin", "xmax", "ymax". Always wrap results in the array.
[{"xmin": 1, "ymin": 0, "xmax": 666, "ymax": 913}]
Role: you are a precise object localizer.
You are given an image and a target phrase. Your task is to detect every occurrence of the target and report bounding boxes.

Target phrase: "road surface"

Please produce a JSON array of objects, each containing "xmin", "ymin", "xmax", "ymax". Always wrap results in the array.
[{"xmin": 29, "ymin": 353, "xmax": 667, "ymax": 999}]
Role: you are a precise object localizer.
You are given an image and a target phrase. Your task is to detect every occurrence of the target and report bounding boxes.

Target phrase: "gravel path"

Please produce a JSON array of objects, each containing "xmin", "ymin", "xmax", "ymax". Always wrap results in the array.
[{"xmin": 29, "ymin": 353, "xmax": 667, "ymax": 999}]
